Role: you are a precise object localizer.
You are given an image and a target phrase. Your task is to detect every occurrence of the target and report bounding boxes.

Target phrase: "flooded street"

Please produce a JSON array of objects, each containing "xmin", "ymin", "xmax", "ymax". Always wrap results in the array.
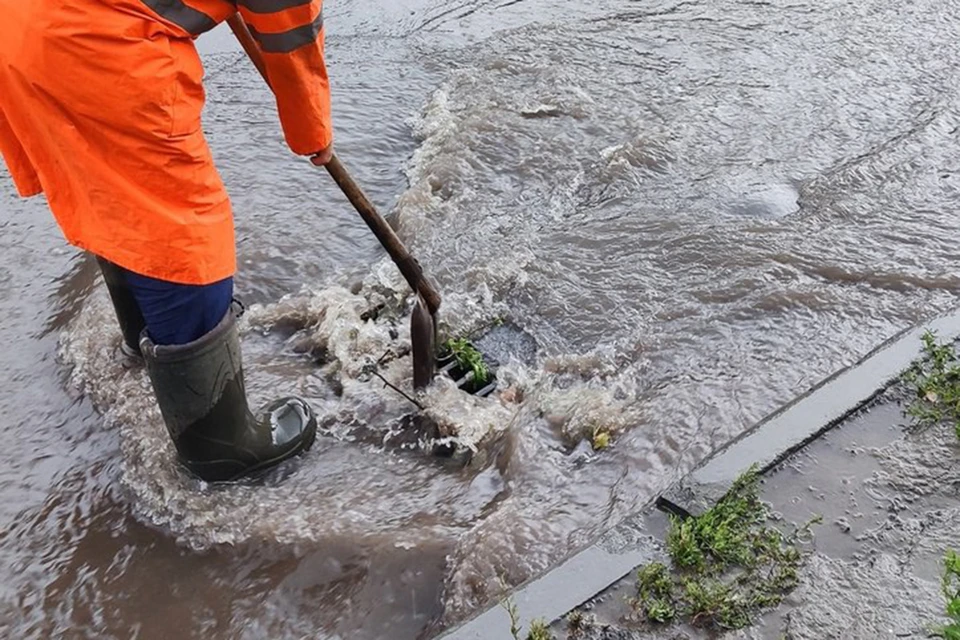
[{"xmin": 3, "ymin": 0, "xmax": 960, "ymax": 638}]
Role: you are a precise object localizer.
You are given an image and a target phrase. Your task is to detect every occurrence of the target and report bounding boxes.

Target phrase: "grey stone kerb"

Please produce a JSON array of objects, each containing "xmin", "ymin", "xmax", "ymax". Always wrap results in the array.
[
  {"xmin": 437, "ymin": 513, "xmax": 662, "ymax": 640},
  {"xmin": 660, "ymin": 308, "xmax": 960, "ymax": 517}
]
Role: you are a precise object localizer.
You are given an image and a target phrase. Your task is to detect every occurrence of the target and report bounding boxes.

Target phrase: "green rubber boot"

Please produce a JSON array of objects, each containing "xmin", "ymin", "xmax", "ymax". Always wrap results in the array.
[
  {"xmin": 96, "ymin": 256, "xmax": 146, "ymax": 359},
  {"xmin": 140, "ymin": 311, "xmax": 318, "ymax": 482}
]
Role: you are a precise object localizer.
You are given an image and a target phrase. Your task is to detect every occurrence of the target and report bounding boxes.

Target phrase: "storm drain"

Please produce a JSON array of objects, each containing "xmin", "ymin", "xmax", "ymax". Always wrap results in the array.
[{"xmin": 436, "ymin": 352, "xmax": 498, "ymax": 397}]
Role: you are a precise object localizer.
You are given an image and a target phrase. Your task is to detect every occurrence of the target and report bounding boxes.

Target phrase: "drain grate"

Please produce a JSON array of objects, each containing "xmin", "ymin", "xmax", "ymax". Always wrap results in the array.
[
  {"xmin": 433, "ymin": 323, "xmax": 538, "ymax": 398},
  {"xmin": 436, "ymin": 352, "xmax": 498, "ymax": 397}
]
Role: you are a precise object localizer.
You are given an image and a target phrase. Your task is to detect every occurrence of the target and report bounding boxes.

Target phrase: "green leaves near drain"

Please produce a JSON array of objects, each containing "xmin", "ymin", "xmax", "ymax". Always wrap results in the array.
[
  {"xmin": 631, "ymin": 467, "xmax": 821, "ymax": 630},
  {"xmin": 442, "ymin": 337, "xmax": 491, "ymax": 384}
]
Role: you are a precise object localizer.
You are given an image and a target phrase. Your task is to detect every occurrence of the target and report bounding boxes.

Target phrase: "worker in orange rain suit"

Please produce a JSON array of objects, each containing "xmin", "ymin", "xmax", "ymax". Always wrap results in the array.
[{"xmin": 0, "ymin": 0, "xmax": 333, "ymax": 482}]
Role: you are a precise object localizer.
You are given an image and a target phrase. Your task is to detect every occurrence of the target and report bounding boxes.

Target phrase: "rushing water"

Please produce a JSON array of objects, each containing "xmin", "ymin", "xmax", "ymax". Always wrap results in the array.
[{"xmin": 4, "ymin": 1, "xmax": 960, "ymax": 638}]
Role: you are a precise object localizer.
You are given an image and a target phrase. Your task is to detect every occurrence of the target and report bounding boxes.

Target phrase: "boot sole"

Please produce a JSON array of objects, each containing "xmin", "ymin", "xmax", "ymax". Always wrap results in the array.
[{"xmin": 236, "ymin": 424, "xmax": 319, "ymax": 482}]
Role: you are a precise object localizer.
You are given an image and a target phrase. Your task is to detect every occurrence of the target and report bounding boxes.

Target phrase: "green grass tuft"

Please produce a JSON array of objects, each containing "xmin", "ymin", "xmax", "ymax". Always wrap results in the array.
[
  {"xmin": 503, "ymin": 592, "xmax": 555, "ymax": 640},
  {"xmin": 904, "ymin": 331, "xmax": 960, "ymax": 441},
  {"xmin": 637, "ymin": 563, "xmax": 677, "ymax": 622},
  {"xmin": 525, "ymin": 619, "xmax": 553, "ymax": 640},
  {"xmin": 565, "ymin": 609, "xmax": 594, "ymax": 634},
  {"xmin": 936, "ymin": 550, "xmax": 960, "ymax": 639},
  {"xmin": 666, "ymin": 469, "xmax": 766, "ymax": 573},
  {"xmin": 632, "ymin": 467, "xmax": 819, "ymax": 631}
]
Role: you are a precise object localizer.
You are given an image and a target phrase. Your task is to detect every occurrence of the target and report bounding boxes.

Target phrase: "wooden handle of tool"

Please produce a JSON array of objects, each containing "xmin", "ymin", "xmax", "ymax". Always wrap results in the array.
[
  {"xmin": 226, "ymin": 14, "xmax": 442, "ymax": 314},
  {"xmin": 227, "ymin": 14, "xmax": 268, "ymax": 80},
  {"xmin": 324, "ymin": 156, "xmax": 442, "ymax": 313}
]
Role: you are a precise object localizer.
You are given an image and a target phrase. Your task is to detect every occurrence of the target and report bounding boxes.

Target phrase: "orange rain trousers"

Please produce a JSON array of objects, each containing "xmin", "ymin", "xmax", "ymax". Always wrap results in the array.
[{"xmin": 0, "ymin": 0, "xmax": 332, "ymax": 285}]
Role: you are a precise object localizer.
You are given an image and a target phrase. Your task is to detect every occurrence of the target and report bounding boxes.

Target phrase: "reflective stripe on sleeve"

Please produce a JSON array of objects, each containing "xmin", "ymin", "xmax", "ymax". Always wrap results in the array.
[{"xmin": 247, "ymin": 10, "xmax": 324, "ymax": 54}]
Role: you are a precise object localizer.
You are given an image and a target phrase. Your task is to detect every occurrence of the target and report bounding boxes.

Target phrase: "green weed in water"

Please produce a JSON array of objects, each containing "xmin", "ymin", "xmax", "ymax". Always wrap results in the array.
[
  {"xmin": 442, "ymin": 338, "xmax": 491, "ymax": 384},
  {"xmin": 637, "ymin": 563, "xmax": 676, "ymax": 622},
  {"xmin": 632, "ymin": 467, "xmax": 819, "ymax": 631},
  {"xmin": 682, "ymin": 578, "xmax": 752, "ymax": 629},
  {"xmin": 936, "ymin": 550, "xmax": 960, "ymax": 639},
  {"xmin": 591, "ymin": 424, "xmax": 613, "ymax": 451},
  {"xmin": 565, "ymin": 609, "xmax": 595, "ymax": 635},
  {"xmin": 904, "ymin": 331, "xmax": 960, "ymax": 441},
  {"xmin": 504, "ymin": 595, "xmax": 522, "ymax": 639},
  {"xmin": 667, "ymin": 469, "xmax": 765, "ymax": 573}
]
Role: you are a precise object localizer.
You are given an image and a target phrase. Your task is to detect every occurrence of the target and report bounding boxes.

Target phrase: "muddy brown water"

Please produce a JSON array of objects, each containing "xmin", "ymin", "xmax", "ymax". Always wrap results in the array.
[{"xmin": 4, "ymin": 1, "xmax": 960, "ymax": 638}]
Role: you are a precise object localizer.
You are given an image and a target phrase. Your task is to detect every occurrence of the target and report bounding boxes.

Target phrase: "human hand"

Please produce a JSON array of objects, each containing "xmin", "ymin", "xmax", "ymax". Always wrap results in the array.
[{"xmin": 309, "ymin": 144, "xmax": 334, "ymax": 166}]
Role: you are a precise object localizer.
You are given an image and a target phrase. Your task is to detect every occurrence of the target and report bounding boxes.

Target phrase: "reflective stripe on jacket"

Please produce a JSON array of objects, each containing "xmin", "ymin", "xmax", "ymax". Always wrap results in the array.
[{"xmin": 134, "ymin": 0, "xmax": 333, "ymax": 155}]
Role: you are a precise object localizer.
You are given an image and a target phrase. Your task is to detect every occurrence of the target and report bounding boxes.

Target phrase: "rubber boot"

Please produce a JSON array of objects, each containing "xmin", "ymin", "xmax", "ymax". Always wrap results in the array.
[
  {"xmin": 140, "ymin": 310, "xmax": 318, "ymax": 482},
  {"xmin": 96, "ymin": 257, "xmax": 146, "ymax": 359}
]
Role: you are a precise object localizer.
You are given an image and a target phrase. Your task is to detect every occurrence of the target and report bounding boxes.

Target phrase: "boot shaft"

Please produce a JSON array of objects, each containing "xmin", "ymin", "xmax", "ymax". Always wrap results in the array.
[
  {"xmin": 141, "ymin": 311, "xmax": 245, "ymax": 440},
  {"xmin": 96, "ymin": 256, "xmax": 146, "ymax": 358},
  {"xmin": 140, "ymin": 311, "xmax": 317, "ymax": 482}
]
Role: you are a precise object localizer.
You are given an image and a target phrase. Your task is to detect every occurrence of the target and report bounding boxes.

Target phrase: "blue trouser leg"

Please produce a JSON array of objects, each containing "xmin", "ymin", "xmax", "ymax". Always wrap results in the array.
[{"xmin": 111, "ymin": 263, "xmax": 234, "ymax": 346}]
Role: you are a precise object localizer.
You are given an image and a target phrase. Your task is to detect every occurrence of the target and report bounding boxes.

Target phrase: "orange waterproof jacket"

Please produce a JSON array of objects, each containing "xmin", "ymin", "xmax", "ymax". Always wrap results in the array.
[{"xmin": 0, "ymin": 0, "xmax": 332, "ymax": 285}]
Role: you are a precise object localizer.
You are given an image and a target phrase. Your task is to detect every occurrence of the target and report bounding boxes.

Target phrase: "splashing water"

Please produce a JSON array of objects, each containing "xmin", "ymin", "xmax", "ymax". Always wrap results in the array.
[{"xmin": 10, "ymin": 0, "xmax": 960, "ymax": 636}]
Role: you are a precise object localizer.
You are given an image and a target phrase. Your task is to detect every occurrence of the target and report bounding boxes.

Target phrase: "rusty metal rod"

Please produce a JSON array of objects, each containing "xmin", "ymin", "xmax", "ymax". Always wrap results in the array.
[
  {"xmin": 225, "ymin": 14, "xmax": 442, "ymax": 315},
  {"xmin": 324, "ymin": 155, "xmax": 442, "ymax": 314},
  {"xmin": 228, "ymin": 14, "xmax": 268, "ymax": 80}
]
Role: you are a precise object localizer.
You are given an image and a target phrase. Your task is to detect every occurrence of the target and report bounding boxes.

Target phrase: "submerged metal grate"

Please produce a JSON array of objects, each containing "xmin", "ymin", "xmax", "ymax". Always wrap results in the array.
[{"xmin": 436, "ymin": 353, "xmax": 498, "ymax": 397}]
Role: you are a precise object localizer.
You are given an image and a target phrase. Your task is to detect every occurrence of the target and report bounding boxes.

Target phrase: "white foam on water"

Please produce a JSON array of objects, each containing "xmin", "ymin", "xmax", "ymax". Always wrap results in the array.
[
  {"xmin": 57, "ymin": 171, "xmax": 643, "ymax": 552},
  {"xmin": 59, "ymin": 267, "xmax": 644, "ymax": 552}
]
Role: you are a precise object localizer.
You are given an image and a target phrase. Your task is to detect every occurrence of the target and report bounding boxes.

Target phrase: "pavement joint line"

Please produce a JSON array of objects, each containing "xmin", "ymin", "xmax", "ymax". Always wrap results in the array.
[{"xmin": 435, "ymin": 307, "xmax": 960, "ymax": 639}]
